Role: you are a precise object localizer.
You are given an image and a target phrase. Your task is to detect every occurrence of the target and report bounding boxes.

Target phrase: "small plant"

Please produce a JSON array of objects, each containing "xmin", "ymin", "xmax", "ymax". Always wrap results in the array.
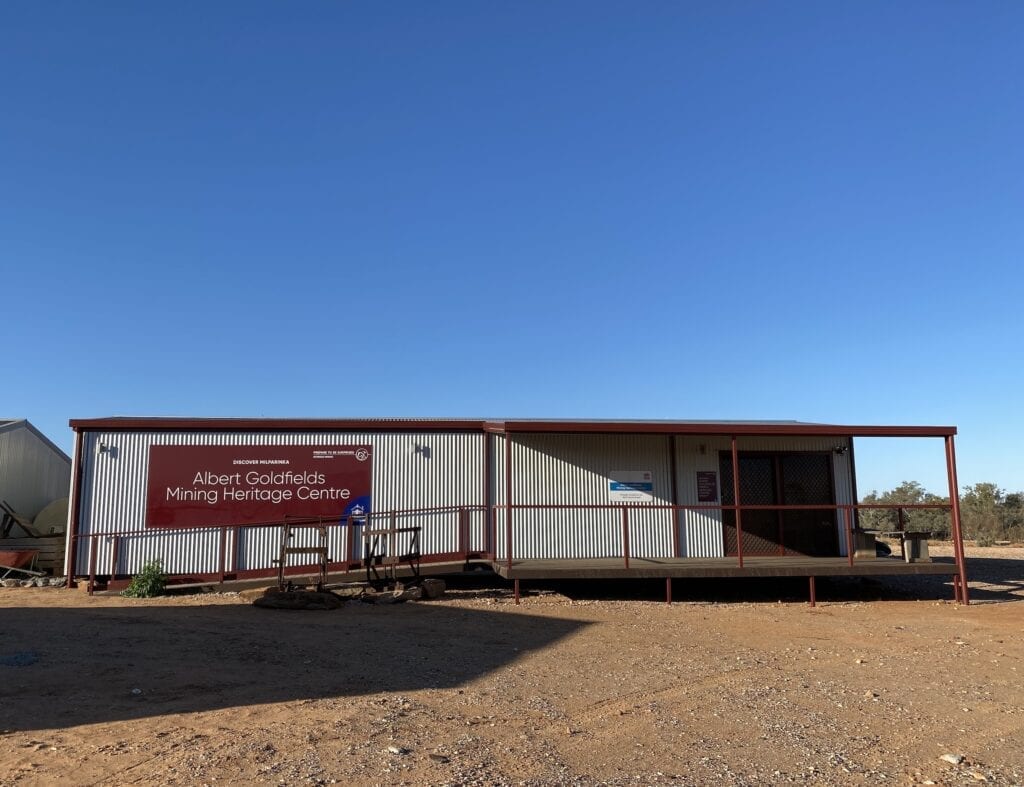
[
  {"xmin": 120, "ymin": 559, "xmax": 168, "ymax": 598},
  {"xmin": 976, "ymin": 534, "xmax": 996, "ymax": 548}
]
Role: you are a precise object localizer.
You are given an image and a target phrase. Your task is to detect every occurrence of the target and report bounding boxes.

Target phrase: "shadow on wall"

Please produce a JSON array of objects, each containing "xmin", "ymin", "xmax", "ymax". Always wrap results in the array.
[{"xmin": 0, "ymin": 601, "xmax": 588, "ymax": 733}]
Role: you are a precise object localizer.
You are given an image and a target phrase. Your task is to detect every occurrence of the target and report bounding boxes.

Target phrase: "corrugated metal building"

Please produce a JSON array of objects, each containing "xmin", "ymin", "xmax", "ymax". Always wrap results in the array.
[
  {"xmin": 68, "ymin": 421, "xmax": 487, "ymax": 577},
  {"xmin": 1, "ymin": 419, "xmax": 72, "ymax": 527},
  {"xmin": 63, "ymin": 417, "xmax": 970, "ymax": 603}
]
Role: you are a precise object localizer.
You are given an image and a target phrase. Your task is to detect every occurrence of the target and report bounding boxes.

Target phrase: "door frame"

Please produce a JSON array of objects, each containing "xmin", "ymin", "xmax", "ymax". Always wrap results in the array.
[{"xmin": 719, "ymin": 450, "xmax": 838, "ymax": 556}]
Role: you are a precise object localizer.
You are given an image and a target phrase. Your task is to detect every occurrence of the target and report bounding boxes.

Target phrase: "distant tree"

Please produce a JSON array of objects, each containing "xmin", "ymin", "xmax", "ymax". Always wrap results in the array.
[
  {"xmin": 859, "ymin": 481, "xmax": 950, "ymax": 538},
  {"xmin": 960, "ymin": 483, "xmax": 1004, "ymax": 545},
  {"xmin": 863, "ymin": 481, "xmax": 1024, "ymax": 544},
  {"xmin": 1003, "ymin": 493, "xmax": 1024, "ymax": 542}
]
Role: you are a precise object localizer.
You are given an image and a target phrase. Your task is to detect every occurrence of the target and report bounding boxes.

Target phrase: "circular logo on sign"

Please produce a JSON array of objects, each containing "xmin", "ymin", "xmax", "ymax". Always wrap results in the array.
[{"xmin": 355, "ymin": 448, "xmax": 369, "ymax": 462}]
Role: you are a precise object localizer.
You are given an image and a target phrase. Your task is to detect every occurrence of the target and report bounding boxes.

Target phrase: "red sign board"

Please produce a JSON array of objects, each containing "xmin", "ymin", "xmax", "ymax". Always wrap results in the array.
[{"xmin": 146, "ymin": 445, "xmax": 373, "ymax": 528}]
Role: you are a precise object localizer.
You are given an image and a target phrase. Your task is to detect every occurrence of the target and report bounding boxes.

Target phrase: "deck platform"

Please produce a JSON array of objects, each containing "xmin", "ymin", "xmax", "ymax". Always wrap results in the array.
[
  {"xmin": 106, "ymin": 555, "xmax": 957, "ymax": 596},
  {"xmin": 492, "ymin": 556, "xmax": 959, "ymax": 580}
]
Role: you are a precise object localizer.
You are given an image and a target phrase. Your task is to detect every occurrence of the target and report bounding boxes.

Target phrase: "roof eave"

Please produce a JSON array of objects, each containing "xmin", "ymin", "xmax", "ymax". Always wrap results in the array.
[
  {"xmin": 68, "ymin": 417, "xmax": 957, "ymax": 439},
  {"xmin": 69, "ymin": 417, "xmax": 489, "ymax": 433},
  {"xmin": 496, "ymin": 421, "xmax": 956, "ymax": 437}
]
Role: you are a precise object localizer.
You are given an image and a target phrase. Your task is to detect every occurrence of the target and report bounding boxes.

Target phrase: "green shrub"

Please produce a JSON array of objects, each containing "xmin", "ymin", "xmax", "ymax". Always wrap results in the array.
[
  {"xmin": 975, "ymin": 534, "xmax": 996, "ymax": 548},
  {"xmin": 120, "ymin": 559, "xmax": 168, "ymax": 598}
]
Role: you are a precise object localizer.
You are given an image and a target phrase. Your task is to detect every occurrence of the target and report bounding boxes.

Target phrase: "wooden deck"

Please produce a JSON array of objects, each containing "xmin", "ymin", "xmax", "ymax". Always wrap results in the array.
[
  {"xmin": 491, "ymin": 556, "xmax": 959, "ymax": 580},
  {"xmin": 125, "ymin": 555, "xmax": 956, "ymax": 596}
]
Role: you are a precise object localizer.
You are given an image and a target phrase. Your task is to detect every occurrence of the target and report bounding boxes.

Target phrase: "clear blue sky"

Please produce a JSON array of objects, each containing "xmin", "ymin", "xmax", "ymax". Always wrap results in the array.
[{"xmin": 3, "ymin": 2, "xmax": 1021, "ymax": 496}]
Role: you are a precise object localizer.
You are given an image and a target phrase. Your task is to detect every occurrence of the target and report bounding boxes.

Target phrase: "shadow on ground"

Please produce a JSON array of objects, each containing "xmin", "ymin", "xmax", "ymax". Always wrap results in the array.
[{"xmin": 0, "ymin": 601, "xmax": 587, "ymax": 733}]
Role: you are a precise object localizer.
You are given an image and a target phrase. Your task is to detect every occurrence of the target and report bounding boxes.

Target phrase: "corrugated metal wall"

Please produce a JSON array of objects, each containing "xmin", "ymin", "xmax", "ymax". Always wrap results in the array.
[
  {"xmin": 70, "ymin": 427, "xmax": 857, "ymax": 574},
  {"xmin": 0, "ymin": 421, "xmax": 72, "ymax": 522},
  {"xmin": 492, "ymin": 433, "xmax": 676, "ymax": 560},
  {"xmin": 72, "ymin": 430, "xmax": 484, "ymax": 575},
  {"xmin": 491, "ymin": 432, "xmax": 854, "ymax": 560},
  {"xmin": 673, "ymin": 435, "xmax": 854, "ymax": 557}
]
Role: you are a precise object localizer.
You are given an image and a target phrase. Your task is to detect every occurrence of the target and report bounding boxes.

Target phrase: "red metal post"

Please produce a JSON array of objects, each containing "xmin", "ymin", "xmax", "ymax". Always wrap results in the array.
[
  {"xmin": 88, "ymin": 535, "xmax": 98, "ymax": 595},
  {"xmin": 109, "ymin": 535, "xmax": 119, "ymax": 579},
  {"xmin": 669, "ymin": 436, "xmax": 680, "ymax": 558},
  {"xmin": 505, "ymin": 434, "xmax": 513, "ymax": 570},
  {"xmin": 65, "ymin": 429, "xmax": 86, "ymax": 586},
  {"xmin": 731, "ymin": 435, "xmax": 744, "ymax": 568},
  {"xmin": 896, "ymin": 506, "xmax": 907, "ymax": 560},
  {"xmin": 944, "ymin": 436, "xmax": 970, "ymax": 605},
  {"xmin": 514, "ymin": 578, "xmax": 520, "ymax": 605},
  {"xmin": 808, "ymin": 575, "xmax": 816, "ymax": 607},
  {"xmin": 666, "ymin": 577, "xmax": 672, "ymax": 604},
  {"xmin": 844, "ymin": 507, "xmax": 854, "ymax": 567},
  {"xmin": 622, "ymin": 507, "xmax": 630, "ymax": 569},
  {"xmin": 389, "ymin": 510, "xmax": 397, "ymax": 562},
  {"xmin": 233, "ymin": 526, "xmax": 241, "ymax": 573},
  {"xmin": 218, "ymin": 527, "xmax": 227, "ymax": 582},
  {"xmin": 482, "ymin": 432, "xmax": 490, "ymax": 554}
]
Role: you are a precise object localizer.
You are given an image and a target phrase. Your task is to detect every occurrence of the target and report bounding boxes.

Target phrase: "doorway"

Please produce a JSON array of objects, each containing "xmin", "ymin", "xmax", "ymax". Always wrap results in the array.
[{"xmin": 719, "ymin": 451, "xmax": 838, "ymax": 557}]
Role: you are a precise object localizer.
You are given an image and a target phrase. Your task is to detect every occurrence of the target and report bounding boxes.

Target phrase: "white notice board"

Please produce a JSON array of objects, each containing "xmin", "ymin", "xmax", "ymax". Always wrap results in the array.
[{"xmin": 608, "ymin": 470, "xmax": 654, "ymax": 503}]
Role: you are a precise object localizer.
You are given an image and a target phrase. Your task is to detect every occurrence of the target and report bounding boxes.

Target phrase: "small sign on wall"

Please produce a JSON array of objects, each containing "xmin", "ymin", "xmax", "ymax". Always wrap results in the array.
[
  {"xmin": 696, "ymin": 470, "xmax": 718, "ymax": 502},
  {"xmin": 609, "ymin": 470, "xmax": 654, "ymax": 503}
]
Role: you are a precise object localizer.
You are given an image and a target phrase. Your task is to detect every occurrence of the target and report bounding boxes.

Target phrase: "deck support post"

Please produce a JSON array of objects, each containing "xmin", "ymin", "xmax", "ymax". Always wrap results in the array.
[
  {"xmin": 666, "ymin": 577, "xmax": 672, "ymax": 604},
  {"xmin": 944, "ymin": 435, "xmax": 970, "ymax": 605},
  {"xmin": 808, "ymin": 576, "xmax": 816, "ymax": 607},
  {"xmin": 513, "ymin": 578, "xmax": 520, "ymax": 605},
  {"xmin": 731, "ymin": 436, "xmax": 744, "ymax": 568}
]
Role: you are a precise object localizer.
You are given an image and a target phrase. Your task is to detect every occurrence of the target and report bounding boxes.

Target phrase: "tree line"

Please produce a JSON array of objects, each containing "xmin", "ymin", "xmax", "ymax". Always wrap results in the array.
[{"xmin": 860, "ymin": 481, "xmax": 1024, "ymax": 544}]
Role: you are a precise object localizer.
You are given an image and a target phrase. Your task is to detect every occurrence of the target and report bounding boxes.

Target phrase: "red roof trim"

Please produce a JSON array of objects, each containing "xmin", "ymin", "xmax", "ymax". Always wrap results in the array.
[
  {"xmin": 69, "ymin": 417, "xmax": 489, "ymax": 432},
  {"xmin": 69, "ymin": 417, "xmax": 956, "ymax": 438},
  {"xmin": 497, "ymin": 421, "xmax": 956, "ymax": 437}
]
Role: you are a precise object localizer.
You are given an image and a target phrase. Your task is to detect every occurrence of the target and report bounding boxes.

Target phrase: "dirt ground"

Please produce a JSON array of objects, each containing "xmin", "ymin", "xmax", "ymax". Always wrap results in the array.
[{"xmin": 2, "ymin": 545, "xmax": 1022, "ymax": 786}]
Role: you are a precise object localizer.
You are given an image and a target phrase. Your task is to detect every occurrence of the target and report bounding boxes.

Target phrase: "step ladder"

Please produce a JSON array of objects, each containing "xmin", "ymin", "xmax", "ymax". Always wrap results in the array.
[{"xmin": 274, "ymin": 519, "xmax": 329, "ymax": 591}]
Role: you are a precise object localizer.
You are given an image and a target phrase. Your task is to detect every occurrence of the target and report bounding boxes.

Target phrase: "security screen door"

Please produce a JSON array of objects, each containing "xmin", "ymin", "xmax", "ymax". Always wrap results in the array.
[{"xmin": 719, "ymin": 452, "xmax": 838, "ymax": 557}]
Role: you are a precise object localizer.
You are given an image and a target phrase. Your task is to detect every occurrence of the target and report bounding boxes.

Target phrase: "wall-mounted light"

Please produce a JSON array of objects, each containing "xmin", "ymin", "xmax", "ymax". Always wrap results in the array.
[
  {"xmin": 413, "ymin": 443, "xmax": 431, "ymax": 459},
  {"xmin": 98, "ymin": 442, "xmax": 112, "ymax": 454},
  {"xmin": 833, "ymin": 445, "xmax": 848, "ymax": 456}
]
